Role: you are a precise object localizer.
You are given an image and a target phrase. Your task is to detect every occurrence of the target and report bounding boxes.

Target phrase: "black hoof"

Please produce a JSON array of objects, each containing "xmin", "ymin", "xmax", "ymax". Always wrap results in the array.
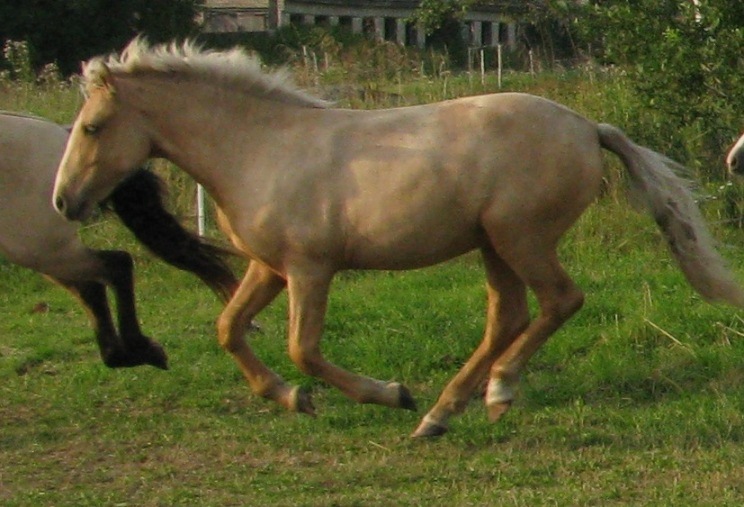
[
  {"xmin": 138, "ymin": 339, "xmax": 168, "ymax": 370},
  {"xmin": 102, "ymin": 339, "xmax": 168, "ymax": 370},
  {"xmin": 397, "ymin": 383, "xmax": 417, "ymax": 412}
]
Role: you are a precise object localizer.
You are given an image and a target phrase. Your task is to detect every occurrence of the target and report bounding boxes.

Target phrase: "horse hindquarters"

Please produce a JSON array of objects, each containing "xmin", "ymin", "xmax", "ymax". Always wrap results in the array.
[{"xmin": 414, "ymin": 117, "xmax": 603, "ymax": 437}]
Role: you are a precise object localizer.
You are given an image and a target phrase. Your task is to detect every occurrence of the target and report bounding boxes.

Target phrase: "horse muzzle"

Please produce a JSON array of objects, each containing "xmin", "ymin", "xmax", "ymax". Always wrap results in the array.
[
  {"xmin": 53, "ymin": 189, "xmax": 94, "ymax": 222},
  {"xmin": 727, "ymin": 137, "xmax": 744, "ymax": 177},
  {"xmin": 728, "ymin": 154, "xmax": 744, "ymax": 176}
]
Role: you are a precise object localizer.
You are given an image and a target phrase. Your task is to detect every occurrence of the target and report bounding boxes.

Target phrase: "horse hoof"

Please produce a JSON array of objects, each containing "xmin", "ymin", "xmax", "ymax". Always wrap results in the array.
[
  {"xmin": 411, "ymin": 417, "xmax": 448, "ymax": 438},
  {"xmin": 102, "ymin": 339, "xmax": 168, "ymax": 370},
  {"xmin": 135, "ymin": 338, "xmax": 169, "ymax": 370},
  {"xmin": 487, "ymin": 401, "xmax": 512, "ymax": 423},
  {"xmin": 290, "ymin": 386, "xmax": 316, "ymax": 417},
  {"xmin": 138, "ymin": 339, "xmax": 168, "ymax": 370},
  {"xmin": 145, "ymin": 348, "xmax": 169, "ymax": 370},
  {"xmin": 394, "ymin": 383, "xmax": 417, "ymax": 411}
]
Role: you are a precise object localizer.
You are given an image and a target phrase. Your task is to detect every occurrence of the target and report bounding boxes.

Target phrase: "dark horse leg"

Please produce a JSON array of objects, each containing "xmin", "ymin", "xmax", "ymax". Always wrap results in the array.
[
  {"xmin": 108, "ymin": 169, "xmax": 239, "ymax": 303},
  {"xmin": 100, "ymin": 249, "xmax": 168, "ymax": 369},
  {"xmin": 52, "ymin": 168, "xmax": 240, "ymax": 369},
  {"xmin": 53, "ymin": 250, "xmax": 168, "ymax": 369}
]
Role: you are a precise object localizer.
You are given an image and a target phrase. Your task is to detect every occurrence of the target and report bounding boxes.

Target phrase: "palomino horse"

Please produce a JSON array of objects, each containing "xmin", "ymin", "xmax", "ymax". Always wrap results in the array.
[
  {"xmin": 53, "ymin": 40, "xmax": 744, "ymax": 437},
  {"xmin": 1, "ymin": 111, "xmax": 237, "ymax": 369},
  {"xmin": 727, "ymin": 132, "xmax": 744, "ymax": 175}
]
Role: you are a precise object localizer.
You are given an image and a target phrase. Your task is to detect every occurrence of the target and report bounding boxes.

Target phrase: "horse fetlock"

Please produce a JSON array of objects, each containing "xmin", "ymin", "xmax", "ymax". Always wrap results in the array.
[
  {"xmin": 486, "ymin": 400, "xmax": 513, "ymax": 423},
  {"xmin": 485, "ymin": 377, "xmax": 517, "ymax": 406},
  {"xmin": 255, "ymin": 382, "xmax": 314, "ymax": 416},
  {"xmin": 485, "ymin": 376, "xmax": 517, "ymax": 422},
  {"xmin": 362, "ymin": 381, "xmax": 417, "ymax": 410},
  {"xmin": 101, "ymin": 343, "xmax": 168, "ymax": 370},
  {"xmin": 123, "ymin": 335, "xmax": 169, "ymax": 370},
  {"xmin": 101, "ymin": 348, "xmax": 127, "ymax": 368},
  {"xmin": 139, "ymin": 339, "xmax": 169, "ymax": 370}
]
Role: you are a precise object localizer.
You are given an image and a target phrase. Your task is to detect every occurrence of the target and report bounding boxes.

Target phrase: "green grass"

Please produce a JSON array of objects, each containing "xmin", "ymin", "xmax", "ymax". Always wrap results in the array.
[
  {"xmin": 3, "ymin": 199, "xmax": 744, "ymax": 506},
  {"xmin": 3, "ymin": 62, "xmax": 744, "ymax": 505}
]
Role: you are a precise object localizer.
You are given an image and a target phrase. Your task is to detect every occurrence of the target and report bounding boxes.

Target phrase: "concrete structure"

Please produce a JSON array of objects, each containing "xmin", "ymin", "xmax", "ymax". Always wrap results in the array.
[
  {"xmin": 202, "ymin": 1, "xmax": 520, "ymax": 49},
  {"xmin": 281, "ymin": 1, "xmax": 519, "ymax": 49},
  {"xmin": 201, "ymin": 0, "xmax": 274, "ymax": 33}
]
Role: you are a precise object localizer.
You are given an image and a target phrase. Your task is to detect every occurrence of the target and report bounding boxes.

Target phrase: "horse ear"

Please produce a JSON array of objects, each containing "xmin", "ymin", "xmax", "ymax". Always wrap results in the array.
[
  {"xmin": 80, "ymin": 60, "xmax": 117, "ymax": 96},
  {"xmin": 98, "ymin": 63, "xmax": 117, "ymax": 95}
]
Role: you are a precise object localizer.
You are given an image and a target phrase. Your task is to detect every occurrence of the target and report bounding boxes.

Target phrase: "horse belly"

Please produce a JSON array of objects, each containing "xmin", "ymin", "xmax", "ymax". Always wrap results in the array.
[{"xmin": 345, "ymin": 212, "xmax": 482, "ymax": 270}]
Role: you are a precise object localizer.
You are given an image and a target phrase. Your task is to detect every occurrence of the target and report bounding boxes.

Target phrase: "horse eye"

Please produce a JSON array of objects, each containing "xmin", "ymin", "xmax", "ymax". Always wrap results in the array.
[{"xmin": 82, "ymin": 124, "xmax": 100, "ymax": 135}]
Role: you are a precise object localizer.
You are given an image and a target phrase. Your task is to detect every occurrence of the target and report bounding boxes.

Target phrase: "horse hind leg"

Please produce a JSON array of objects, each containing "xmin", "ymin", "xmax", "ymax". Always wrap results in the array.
[
  {"xmin": 95, "ymin": 250, "xmax": 168, "ymax": 369},
  {"xmin": 54, "ymin": 276, "xmax": 163, "ymax": 369},
  {"xmin": 412, "ymin": 246, "xmax": 529, "ymax": 437},
  {"xmin": 53, "ymin": 277, "xmax": 123, "ymax": 366},
  {"xmin": 485, "ymin": 251, "xmax": 584, "ymax": 423}
]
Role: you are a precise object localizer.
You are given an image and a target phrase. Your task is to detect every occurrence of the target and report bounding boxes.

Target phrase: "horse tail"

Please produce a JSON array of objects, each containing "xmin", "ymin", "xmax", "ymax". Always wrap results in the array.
[
  {"xmin": 106, "ymin": 169, "xmax": 238, "ymax": 303},
  {"xmin": 597, "ymin": 123, "xmax": 744, "ymax": 308}
]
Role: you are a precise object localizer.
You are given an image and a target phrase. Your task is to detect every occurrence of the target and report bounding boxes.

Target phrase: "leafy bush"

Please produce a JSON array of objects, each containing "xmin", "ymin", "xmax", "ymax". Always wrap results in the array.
[
  {"xmin": 581, "ymin": 0, "xmax": 744, "ymax": 178},
  {"xmin": 0, "ymin": 0, "xmax": 203, "ymax": 75}
]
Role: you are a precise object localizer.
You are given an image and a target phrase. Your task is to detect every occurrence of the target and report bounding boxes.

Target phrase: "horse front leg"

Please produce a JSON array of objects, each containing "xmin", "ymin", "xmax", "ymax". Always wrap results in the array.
[
  {"xmin": 286, "ymin": 269, "xmax": 417, "ymax": 412},
  {"xmin": 216, "ymin": 262, "xmax": 313, "ymax": 413},
  {"xmin": 99, "ymin": 250, "xmax": 168, "ymax": 369}
]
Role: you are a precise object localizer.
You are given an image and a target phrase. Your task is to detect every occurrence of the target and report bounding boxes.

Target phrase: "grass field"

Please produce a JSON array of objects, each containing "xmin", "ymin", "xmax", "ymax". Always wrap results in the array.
[
  {"xmin": 3, "ymin": 61, "xmax": 744, "ymax": 505},
  {"xmin": 3, "ymin": 196, "xmax": 744, "ymax": 506}
]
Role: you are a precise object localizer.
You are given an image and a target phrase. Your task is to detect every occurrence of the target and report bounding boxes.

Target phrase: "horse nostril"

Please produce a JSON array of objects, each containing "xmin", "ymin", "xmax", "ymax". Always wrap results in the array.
[
  {"xmin": 54, "ymin": 195, "xmax": 66, "ymax": 213},
  {"xmin": 731, "ymin": 156, "xmax": 739, "ymax": 172}
]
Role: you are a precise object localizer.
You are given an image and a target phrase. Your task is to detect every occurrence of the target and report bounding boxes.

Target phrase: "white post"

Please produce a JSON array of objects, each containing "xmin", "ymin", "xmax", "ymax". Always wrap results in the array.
[
  {"xmin": 197, "ymin": 184, "xmax": 206, "ymax": 236},
  {"xmin": 497, "ymin": 44, "xmax": 502, "ymax": 89}
]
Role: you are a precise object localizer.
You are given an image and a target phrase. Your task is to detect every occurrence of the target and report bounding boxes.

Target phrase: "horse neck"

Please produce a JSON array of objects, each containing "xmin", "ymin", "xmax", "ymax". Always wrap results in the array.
[{"xmin": 117, "ymin": 74, "xmax": 289, "ymax": 200}]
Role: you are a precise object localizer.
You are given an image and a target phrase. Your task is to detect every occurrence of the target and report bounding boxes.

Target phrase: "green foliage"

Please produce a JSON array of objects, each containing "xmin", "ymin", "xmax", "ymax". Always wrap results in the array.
[
  {"xmin": 411, "ymin": 0, "xmax": 475, "ymax": 35},
  {"xmin": 0, "ymin": 0, "xmax": 204, "ymax": 75},
  {"xmin": 521, "ymin": 0, "xmax": 586, "ymax": 64},
  {"xmin": 1, "ymin": 40, "xmax": 33, "ymax": 82},
  {"xmin": 581, "ymin": 0, "xmax": 744, "ymax": 177}
]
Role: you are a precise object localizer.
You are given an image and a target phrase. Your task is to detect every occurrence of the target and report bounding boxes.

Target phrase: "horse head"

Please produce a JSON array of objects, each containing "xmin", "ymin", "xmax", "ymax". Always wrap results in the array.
[{"xmin": 53, "ymin": 62, "xmax": 152, "ymax": 221}]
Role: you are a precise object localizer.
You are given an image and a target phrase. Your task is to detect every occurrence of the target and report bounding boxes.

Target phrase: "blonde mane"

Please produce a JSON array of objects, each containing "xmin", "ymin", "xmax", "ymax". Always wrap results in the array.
[{"xmin": 82, "ymin": 37, "xmax": 330, "ymax": 108}]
